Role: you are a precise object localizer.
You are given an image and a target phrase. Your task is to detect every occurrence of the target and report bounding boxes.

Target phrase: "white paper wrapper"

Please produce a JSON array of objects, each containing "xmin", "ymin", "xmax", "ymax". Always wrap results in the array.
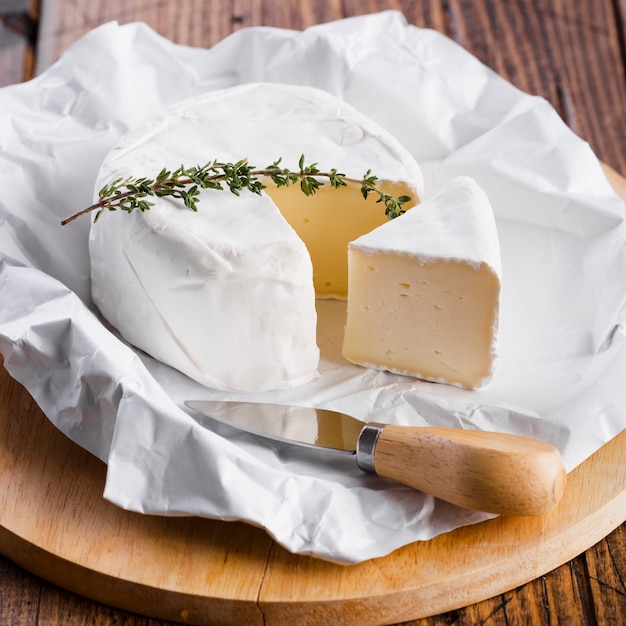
[{"xmin": 1, "ymin": 11, "xmax": 625, "ymax": 564}]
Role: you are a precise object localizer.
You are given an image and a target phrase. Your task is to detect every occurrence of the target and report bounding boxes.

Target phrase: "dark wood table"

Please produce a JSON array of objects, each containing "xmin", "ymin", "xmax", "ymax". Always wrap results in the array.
[{"xmin": 1, "ymin": 1, "xmax": 625, "ymax": 624}]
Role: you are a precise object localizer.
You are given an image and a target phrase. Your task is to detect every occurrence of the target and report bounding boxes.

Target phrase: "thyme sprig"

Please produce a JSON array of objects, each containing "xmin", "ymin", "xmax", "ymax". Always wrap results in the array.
[{"xmin": 60, "ymin": 155, "xmax": 412, "ymax": 226}]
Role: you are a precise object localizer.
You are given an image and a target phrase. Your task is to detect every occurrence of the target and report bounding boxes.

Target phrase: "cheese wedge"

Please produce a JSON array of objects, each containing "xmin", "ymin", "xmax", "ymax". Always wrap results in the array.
[
  {"xmin": 89, "ymin": 83, "xmax": 423, "ymax": 392},
  {"xmin": 342, "ymin": 177, "xmax": 501, "ymax": 389}
]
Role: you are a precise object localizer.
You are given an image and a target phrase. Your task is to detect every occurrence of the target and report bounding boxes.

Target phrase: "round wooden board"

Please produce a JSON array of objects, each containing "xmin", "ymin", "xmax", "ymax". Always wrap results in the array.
[{"xmin": 1, "ymin": 167, "xmax": 625, "ymax": 626}]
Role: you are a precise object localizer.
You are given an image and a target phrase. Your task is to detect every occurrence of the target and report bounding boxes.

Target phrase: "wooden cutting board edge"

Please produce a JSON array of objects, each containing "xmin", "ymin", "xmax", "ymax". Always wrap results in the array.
[{"xmin": 1, "ymin": 164, "xmax": 625, "ymax": 626}]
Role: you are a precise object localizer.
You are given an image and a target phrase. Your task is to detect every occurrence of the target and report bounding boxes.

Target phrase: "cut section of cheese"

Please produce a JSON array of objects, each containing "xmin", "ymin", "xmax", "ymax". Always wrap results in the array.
[
  {"xmin": 89, "ymin": 82, "xmax": 423, "ymax": 392},
  {"xmin": 265, "ymin": 180, "xmax": 416, "ymax": 298},
  {"xmin": 342, "ymin": 177, "xmax": 501, "ymax": 389}
]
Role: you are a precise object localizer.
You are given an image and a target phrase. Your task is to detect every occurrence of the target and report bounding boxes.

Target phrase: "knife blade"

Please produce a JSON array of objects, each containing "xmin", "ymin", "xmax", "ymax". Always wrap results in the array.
[{"xmin": 185, "ymin": 399, "xmax": 566, "ymax": 516}]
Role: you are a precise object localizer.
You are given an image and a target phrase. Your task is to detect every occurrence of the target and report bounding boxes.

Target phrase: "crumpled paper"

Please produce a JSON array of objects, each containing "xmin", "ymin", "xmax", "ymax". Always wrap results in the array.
[{"xmin": 1, "ymin": 11, "xmax": 625, "ymax": 564}]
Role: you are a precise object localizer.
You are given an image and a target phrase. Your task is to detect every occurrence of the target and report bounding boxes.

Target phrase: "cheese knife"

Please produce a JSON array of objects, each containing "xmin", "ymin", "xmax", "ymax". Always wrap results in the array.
[{"xmin": 185, "ymin": 400, "xmax": 566, "ymax": 516}]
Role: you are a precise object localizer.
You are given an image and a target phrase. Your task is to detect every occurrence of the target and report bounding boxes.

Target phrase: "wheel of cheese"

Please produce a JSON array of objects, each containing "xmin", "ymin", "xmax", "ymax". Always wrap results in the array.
[{"xmin": 89, "ymin": 82, "xmax": 424, "ymax": 392}]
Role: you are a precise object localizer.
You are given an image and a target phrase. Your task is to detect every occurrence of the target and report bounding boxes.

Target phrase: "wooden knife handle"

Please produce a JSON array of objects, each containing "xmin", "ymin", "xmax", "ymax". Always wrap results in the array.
[{"xmin": 357, "ymin": 424, "xmax": 566, "ymax": 516}]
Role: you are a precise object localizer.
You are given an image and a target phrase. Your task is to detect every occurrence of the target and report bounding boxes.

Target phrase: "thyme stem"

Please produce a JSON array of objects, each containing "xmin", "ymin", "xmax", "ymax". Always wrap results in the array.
[{"xmin": 60, "ymin": 156, "xmax": 412, "ymax": 226}]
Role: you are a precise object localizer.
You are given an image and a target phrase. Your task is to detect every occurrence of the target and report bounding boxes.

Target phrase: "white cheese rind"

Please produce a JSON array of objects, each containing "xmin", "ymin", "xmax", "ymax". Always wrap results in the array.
[
  {"xmin": 343, "ymin": 176, "xmax": 501, "ymax": 389},
  {"xmin": 89, "ymin": 83, "xmax": 424, "ymax": 392},
  {"xmin": 90, "ymin": 189, "xmax": 319, "ymax": 392},
  {"xmin": 352, "ymin": 177, "xmax": 501, "ymax": 272}
]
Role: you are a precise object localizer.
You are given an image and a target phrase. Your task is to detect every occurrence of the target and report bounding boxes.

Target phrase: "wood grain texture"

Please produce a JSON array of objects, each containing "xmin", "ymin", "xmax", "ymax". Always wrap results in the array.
[
  {"xmin": 34, "ymin": 0, "xmax": 626, "ymax": 176},
  {"xmin": 0, "ymin": 21, "xmax": 28, "ymax": 85},
  {"xmin": 0, "ymin": 355, "xmax": 625, "ymax": 625},
  {"xmin": 0, "ymin": 361, "xmax": 273, "ymax": 625},
  {"xmin": 0, "ymin": 0, "xmax": 38, "ymax": 85},
  {"xmin": 372, "ymin": 426, "xmax": 566, "ymax": 515},
  {"xmin": 1, "ymin": 1, "xmax": 626, "ymax": 625}
]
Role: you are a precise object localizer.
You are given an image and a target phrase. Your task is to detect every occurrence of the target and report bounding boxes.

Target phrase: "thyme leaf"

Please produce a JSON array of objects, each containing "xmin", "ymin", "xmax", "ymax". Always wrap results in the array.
[{"xmin": 61, "ymin": 155, "xmax": 411, "ymax": 226}]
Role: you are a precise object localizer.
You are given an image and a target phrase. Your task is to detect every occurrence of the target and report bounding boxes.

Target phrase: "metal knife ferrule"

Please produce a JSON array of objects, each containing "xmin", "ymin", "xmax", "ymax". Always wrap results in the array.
[{"xmin": 355, "ymin": 423, "xmax": 386, "ymax": 474}]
